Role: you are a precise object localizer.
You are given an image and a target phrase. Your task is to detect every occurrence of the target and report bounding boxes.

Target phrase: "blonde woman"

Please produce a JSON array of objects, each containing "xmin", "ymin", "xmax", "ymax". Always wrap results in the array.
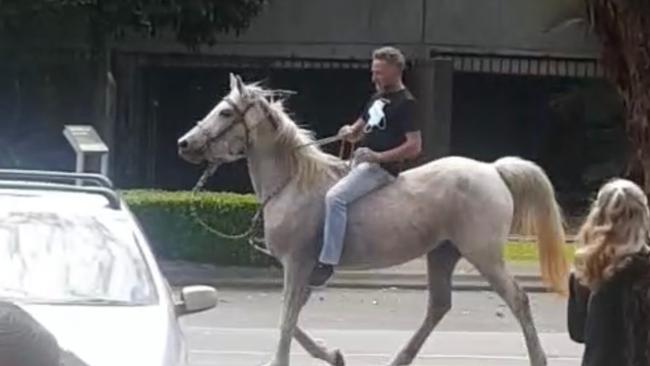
[{"xmin": 568, "ymin": 179, "xmax": 650, "ymax": 366}]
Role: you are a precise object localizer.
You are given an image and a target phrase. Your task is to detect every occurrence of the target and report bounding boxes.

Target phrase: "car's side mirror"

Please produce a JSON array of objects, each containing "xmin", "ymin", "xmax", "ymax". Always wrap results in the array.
[{"xmin": 175, "ymin": 285, "xmax": 217, "ymax": 316}]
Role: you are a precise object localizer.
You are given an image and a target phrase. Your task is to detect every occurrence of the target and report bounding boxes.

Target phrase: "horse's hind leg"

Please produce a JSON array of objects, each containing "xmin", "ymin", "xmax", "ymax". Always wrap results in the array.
[
  {"xmin": 388, "ymin": 241, "xmax": 461, "ymax": 366},
  {"xmin": 461, "ymin": 241, "xmax": 547, "ymax": 366}
]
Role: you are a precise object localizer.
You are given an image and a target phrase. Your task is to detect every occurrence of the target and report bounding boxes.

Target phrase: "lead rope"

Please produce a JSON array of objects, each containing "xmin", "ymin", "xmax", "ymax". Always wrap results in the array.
[
  {"xmin": 190, "ymin": 136, "xmax": 356, "ymax": 256},
  {"xmin": 190, "ymin": 163, "xmax": 273, "ymax": 256},
  {"xmin": 339, "ymin": 140, "xmax": 356, "ymax": 170}
]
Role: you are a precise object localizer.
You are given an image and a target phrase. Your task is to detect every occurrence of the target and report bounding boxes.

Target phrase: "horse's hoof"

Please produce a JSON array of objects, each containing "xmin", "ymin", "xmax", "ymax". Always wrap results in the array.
[
  {"xmin": 531, "ymin": 355, "xmax": 547, "ymax": 366},
  {"xmin": 259, "ymin": 360, "xmax": 285, "ymax": 366},
  {"xmin": 333, "ymin": 349, "xmax": 345, "ymax": 366},
  {"xmin": 387, "ymin": 352, "xmax": 413, "ymax": 366}
]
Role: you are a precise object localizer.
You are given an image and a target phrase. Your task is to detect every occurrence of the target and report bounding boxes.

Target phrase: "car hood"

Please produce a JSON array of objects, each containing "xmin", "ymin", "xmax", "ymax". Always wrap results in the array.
[{"xmin": 18, "ymin": 303, "xmax": 183, "ymax": 366}]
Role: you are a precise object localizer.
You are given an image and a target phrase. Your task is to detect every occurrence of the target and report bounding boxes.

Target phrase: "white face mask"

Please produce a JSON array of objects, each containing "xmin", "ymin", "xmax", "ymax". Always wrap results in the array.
[{"xmin": 364, "ymin": 99, "xmax": 388, "ymax": 132}]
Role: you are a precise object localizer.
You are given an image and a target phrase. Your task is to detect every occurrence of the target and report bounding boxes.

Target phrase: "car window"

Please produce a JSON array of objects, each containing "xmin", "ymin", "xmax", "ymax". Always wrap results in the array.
[{"xmin": 0, "ymin": 210, "xmax": 158, "ymax": 306}]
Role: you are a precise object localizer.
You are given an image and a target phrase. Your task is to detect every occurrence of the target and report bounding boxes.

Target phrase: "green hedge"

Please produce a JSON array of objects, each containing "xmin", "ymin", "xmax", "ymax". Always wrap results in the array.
[
  {"xmin": 122, "ymin": 190, "xmax": 575, "ymax": 267},
  {"xmin": 122, "ymin": 190, "xmax": 275, "ymax": 267}
]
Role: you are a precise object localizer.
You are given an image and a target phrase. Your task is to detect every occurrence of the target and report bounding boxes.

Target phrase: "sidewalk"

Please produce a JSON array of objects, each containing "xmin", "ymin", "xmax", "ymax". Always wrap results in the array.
[{"xmin": 161, "ymin": 257, "xmax": 549, "ymax": 293}]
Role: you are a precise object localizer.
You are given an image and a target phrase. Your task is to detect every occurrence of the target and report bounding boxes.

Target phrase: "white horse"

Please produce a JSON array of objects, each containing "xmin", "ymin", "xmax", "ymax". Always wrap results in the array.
[{"xmin": 178, "ymin": 74, "xmax": 569, "ymax": 366}]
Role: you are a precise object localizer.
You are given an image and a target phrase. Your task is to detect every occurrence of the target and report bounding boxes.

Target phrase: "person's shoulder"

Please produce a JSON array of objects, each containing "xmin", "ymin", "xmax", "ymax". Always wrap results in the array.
[
  {"xmin": 610, "ymin": 250, "xmax": 650, "ymax": 289},
  {"xmin": 629, "ymin": 251, "xmax": 650, "ymax": 284},
  {"xmin": 385, "ymin": 89, "xmax": 415, "ymax": 110},
  {"xmin": 387, "ymin": 88, "xmax": 415, "ymax": 103},
  {"xmin": 401, "ymin": 88, "xmax": 416, "ymax": 101}
]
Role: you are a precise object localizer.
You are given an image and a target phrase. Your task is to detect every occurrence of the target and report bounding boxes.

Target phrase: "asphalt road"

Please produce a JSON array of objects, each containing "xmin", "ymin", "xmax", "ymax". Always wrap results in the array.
[{"xmin": 180, "ymin": 287, "xmax": 583, "ymax": 366}]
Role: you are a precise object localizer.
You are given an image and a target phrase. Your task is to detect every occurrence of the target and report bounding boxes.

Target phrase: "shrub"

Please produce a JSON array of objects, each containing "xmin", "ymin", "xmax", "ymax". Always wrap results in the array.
[{"xmin": 122, "ymin": 190, "xmax": 274, "ymax": 266}]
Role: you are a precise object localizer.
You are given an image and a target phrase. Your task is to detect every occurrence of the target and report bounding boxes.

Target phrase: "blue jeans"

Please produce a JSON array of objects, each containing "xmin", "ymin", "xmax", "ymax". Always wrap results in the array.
[{"xmin": 319, "ymin": 162, "xmax": 395, "ymax": 265}]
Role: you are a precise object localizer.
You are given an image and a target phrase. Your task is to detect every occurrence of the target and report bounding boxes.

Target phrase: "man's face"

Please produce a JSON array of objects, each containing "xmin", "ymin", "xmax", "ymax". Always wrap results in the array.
[{"xmin": 371, "ymin": 59, "xmax": 401, "ymax": 92}]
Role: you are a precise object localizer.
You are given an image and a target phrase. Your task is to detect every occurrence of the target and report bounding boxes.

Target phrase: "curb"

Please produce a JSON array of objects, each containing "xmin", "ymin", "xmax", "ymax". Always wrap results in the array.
[{"xmin": 167, "ymin": 273, "xmax": 550, "ymax": 293}]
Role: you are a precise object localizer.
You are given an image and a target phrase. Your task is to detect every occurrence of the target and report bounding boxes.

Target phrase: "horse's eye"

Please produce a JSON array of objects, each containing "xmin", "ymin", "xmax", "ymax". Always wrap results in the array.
[{"xmin": 220, "ymin": 109, "xmax": 234, "ymax": 118}]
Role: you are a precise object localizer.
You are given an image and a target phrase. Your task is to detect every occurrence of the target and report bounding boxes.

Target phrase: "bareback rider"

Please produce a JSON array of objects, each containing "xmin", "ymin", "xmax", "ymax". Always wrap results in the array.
[{"xmin": 310, "ymin": 46, "xmax": 423, "ymax": 286}]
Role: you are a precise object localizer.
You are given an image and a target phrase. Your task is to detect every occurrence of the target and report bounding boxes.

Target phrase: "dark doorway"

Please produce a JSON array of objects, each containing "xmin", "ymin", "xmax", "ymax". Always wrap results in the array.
[{"xmin": 451, "ymin": 72, "xmax": 626, "ymax": 215}]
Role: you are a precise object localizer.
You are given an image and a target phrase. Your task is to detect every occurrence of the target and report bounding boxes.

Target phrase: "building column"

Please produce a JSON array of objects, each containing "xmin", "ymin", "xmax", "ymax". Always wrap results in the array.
[
  {"xmin": 113, "ymin": 52, "xmax": 146, "ymax": 187},
  {"xmin": 408, "ymin": 57, "xmax": 454, "ymax": 164}
]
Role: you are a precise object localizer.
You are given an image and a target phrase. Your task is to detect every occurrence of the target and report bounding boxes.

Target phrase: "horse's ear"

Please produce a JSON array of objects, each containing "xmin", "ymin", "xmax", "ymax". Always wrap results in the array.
[
  {"xmin": 235, "ymin": 75, "xmax": 247, "ymax": 97},
  {"xmin": 229, "ymin": 73, "xmax": 247, "ymax": 97},
  {"xmin": 229, "ymin": 73, "xmax": 237, "ymax": 91}
]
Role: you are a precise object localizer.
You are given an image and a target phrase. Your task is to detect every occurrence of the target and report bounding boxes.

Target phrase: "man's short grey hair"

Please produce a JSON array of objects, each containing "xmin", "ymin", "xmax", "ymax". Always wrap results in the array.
[{"xmin": 372, "ymin": 46, "xmax": 406, "ymax": 71}]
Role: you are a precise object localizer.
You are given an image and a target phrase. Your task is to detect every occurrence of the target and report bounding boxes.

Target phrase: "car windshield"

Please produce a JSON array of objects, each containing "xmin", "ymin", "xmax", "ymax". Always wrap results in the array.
[{"xmin": 0, "ymin": 210, "xmax": 158, "ymax": 305}]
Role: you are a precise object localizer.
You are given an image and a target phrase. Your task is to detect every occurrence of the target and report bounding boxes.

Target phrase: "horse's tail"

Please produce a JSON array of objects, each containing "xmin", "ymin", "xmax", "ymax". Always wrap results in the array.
[{"xmin": 493, "ymin": 157, "xmax": 569, "ymax": 295}]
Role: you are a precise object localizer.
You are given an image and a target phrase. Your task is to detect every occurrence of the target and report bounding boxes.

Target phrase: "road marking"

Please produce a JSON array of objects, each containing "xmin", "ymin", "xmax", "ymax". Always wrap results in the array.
[
  {"xmin": 186, "ymin": 326, "xmax": 582, "ymax": 363},
  {"xmin": 186, "ymin": 326, "xmax": 566, "ymax": 337},
  {"xmin": 190, "ymin": 349, "xmax": 581, "ymax": 362}
]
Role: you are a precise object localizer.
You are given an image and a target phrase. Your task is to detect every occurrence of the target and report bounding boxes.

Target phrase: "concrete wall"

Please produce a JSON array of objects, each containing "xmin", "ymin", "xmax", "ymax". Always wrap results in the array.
[
  {"xmin": 425, "ymin": 0, "xmax": 595, "ymax": 56},
  {"xmin": 218, "ymin": 0, "xmax": 424, "ymax": 44},
  {"xmin": 118, "ymin": 0, "xmax": 598, "ymax": 60}
]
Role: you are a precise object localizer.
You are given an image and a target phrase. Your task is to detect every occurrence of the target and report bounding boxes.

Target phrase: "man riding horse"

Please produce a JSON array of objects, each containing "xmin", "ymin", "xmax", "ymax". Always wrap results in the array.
[
  {"xmin": 178, "ymin": 48, "xmax": 568, "ymax": 366},
  {"xmin": 310, "ymin": 46, "xmax": 423, "ymax": 286}
]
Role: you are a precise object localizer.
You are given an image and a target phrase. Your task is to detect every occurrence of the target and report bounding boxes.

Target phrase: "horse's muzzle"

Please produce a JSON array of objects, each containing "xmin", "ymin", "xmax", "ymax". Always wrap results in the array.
[{"xmin": 178, "ymin": 142, "xmax": 204, "ymax": 165}]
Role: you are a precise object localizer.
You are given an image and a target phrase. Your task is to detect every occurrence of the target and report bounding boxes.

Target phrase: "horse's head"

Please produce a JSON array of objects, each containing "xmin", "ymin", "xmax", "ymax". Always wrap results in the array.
[{"xmin": 178, "ymin": 73, "xmax": 278, "ymax": 165}]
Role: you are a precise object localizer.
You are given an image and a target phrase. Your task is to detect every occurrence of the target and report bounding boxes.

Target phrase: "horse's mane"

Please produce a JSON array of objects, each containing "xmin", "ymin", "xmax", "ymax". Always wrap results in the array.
[{"xmin": 246, "ymin": 84, "xmax": 348, "ymax": 189}]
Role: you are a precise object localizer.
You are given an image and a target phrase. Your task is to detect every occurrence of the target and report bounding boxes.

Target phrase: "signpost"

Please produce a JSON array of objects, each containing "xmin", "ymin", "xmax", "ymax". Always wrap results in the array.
[{"xmin": 63, "ymin": 125, "xmax": 109, "ymax": 184}]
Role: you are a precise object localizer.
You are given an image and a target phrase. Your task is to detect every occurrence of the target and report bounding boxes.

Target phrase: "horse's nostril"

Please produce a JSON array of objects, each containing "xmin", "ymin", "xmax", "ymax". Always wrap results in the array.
[{"xmin": 178, "ymin": 140, "xmax": 189, "ymax": 149}]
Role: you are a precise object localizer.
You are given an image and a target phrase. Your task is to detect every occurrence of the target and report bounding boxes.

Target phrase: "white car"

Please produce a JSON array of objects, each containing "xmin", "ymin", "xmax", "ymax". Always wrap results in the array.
[{"xmin": 0, "ymin": 170, "xmax": 217, "ymax": 366}]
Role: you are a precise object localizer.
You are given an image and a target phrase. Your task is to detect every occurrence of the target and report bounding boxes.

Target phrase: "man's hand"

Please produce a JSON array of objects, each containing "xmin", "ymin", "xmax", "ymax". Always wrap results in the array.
[
  {"xmin": 338, "ymin": 119, "xmax": 365, "ymax": 143},
  {"xmin": 352, "ymin": 147, "xmax": 382, "ymax": 164},
  {"xmin": 338, "ymin": 125, "xmax": 354, "ymax": 140}
]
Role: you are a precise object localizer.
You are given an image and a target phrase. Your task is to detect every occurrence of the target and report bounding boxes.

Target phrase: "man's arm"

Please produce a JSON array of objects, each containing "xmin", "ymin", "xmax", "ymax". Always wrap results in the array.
[
  {"xmin": 377, "ymin": 131, "xmax": 422, "ymax": 163},
  {"xmin": 351, "ymin": 118, "xmax": 365, "ymax": 132}
]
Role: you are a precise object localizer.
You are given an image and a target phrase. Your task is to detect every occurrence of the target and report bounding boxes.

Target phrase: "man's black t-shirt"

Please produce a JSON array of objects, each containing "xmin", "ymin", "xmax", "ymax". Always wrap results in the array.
[{"xmin": 360, "ymin": 88, "xmax": 418, "ymax": 176}]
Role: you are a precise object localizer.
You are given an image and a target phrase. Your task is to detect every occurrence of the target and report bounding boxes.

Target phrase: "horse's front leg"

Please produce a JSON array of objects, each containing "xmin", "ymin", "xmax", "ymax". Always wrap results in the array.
[
  {"xmin": 294, "ymin": 327, "xmax": 345, "ymax": 366},
  {"xmin": 292, "ymin": 282, "xmax": 345, "ymax": 365},
  {"xmin": 263, "ymin": 259, "xmax": 311, "ymax": 366}
]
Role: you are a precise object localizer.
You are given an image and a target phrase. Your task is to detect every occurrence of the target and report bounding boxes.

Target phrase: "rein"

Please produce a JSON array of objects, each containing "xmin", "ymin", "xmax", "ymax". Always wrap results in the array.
[{"xmin": 190, "ymin": 95, "xmax": 355, "ymax": 256}]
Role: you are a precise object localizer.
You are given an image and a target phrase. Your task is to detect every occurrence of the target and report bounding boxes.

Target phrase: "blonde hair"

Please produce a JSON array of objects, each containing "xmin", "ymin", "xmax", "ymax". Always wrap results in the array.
[
  {"xmin": 372, "ymin": 46, "xmax": 406, "ymax": 71},
  {"xmin": 574, "ymin": 179, "xmax": 650, "ymax": 289}
]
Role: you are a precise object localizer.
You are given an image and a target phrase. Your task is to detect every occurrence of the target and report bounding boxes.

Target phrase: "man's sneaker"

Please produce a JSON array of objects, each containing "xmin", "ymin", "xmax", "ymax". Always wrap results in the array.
[{"xmin": 309, "ymin": 263, "xmax": 334, "ymax": 288}]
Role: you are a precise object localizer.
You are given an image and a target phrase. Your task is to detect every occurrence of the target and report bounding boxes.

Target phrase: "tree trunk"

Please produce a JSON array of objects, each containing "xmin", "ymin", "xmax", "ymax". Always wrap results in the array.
[
  {"xmin": 629, "ymin": 97, "xmax": 650, "ymax": 193},
  {"xmin": 585, "ymin": 0, "xmax": 650, "ymax": 192}
]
